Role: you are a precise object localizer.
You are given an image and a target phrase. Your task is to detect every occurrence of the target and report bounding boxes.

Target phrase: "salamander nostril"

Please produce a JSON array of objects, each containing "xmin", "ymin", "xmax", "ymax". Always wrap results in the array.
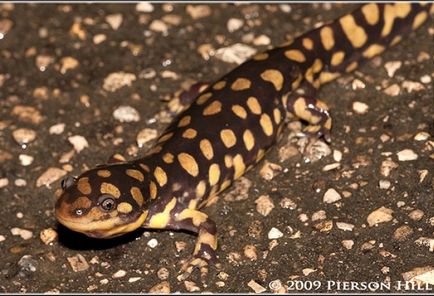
[{"xmin": 61, "ymin": 176, "xmax": 77, "ymax": 190}]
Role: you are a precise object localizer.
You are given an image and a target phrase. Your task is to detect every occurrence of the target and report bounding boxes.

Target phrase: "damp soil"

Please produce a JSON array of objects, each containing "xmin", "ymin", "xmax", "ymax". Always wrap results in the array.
[{"xmin": 0, "ymin": 3, "xmax": 433, "ymax": 293}]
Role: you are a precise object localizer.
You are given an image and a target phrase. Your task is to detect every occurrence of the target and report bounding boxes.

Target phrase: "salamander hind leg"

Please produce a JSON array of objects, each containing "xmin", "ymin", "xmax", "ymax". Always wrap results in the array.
[
  {"xmin": 143, "ymin": 202, "xmax": 220, "ymax": 281},
  {"xmin": 286, "ymin": 89, "xmax": 333, "ymax": 143}
]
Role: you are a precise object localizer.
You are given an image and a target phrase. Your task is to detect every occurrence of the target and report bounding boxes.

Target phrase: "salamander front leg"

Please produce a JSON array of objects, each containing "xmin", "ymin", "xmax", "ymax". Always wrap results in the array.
[
  {"xmin": 287, "ymin": 94, "xmax": 333, "ymax": 143},
  {"xmin": 175, "ymin": 209, "xmax": 220, "ymax": 281}
]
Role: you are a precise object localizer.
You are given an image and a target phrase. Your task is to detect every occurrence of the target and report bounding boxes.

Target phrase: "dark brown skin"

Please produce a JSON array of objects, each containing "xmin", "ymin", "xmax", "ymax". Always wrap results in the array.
[{"xmin": 55, "ymin": 4, "xmax": 434, "ymax": 280}]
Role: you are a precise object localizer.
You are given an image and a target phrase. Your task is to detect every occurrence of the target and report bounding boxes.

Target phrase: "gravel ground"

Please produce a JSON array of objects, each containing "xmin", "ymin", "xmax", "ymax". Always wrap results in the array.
[{"xmin": 0, "ymin": 3, "xmax": 433, "ymax": 293}]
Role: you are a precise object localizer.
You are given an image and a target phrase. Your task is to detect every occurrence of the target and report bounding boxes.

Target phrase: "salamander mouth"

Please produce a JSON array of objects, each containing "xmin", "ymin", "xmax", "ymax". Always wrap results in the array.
[{"xmin": 55, "ymin": 211, "xmax": 148, "ymax": 239}]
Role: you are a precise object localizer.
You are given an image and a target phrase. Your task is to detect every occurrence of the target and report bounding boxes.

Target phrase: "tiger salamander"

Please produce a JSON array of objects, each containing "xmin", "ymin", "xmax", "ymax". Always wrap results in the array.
[{"xmin": 55, "ymin": 4, "xmax": 433, "ymax": 279}]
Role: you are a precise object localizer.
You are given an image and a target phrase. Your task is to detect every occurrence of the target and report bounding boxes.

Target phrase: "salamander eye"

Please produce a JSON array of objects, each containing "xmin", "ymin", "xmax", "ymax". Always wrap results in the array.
[
  {"xmin": 98, "ymin": 195, "xmax": 116, "ymax": 212},
  {"xmin": 61, "ymin": 176, "xmax": 77, "ymax": 190}
]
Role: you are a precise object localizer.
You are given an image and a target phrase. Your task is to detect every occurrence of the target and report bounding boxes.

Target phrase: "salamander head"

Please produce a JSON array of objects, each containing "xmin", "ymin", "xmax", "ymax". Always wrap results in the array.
[{"xmin": 55, "ymin": 164, "xmax": 149, "ymax": 238}]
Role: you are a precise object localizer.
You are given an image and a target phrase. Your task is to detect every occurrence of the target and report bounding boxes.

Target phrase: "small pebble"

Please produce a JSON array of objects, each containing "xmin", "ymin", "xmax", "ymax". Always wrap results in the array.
[
  {"xmin": 136, "ymin": 2, "xmax": 154, "ymax": 12},
  {"xmin": 298, "ymin": 213, "xmax": 309, "ymax": 223},
  {"xmin": 136, "ymin": 128, "xmax": 158, "ymax": 148},
  {"xmin": 112, "ymin": 269, "xmax": 127, "ymax": 279},
  {"xmin": 35, "ymin": 167, "xmax": 67, "ymax": 188},
  {"xmin": 49, "ymin": 123, "xmax": 65, "ymax": 135},
  {"xmin": 227, "ymin": 18, "xmax": 244, "ymax": 32},
  {"xmin": 0, "ymin": 235, "xmax": 5, "ymax": 242},
  {"xmin": 333, "ymin": 149, "xmax": 342, "ymax": 162},
  {"xmin": 414, "ymin": 131, "xmax": 429, "ymax": 141},
  {"xmin": 105, "ymin": 13, "xmax": 123, "ymax": 30},
  {"xmin": 420, "ymin": 74, "xmax": 431, "ymax": 84},
  {"xmin": 35, "ymin": 54, "xmax": 55, "ymax": 71},
  {"xmin": 268, "ymin": 227, "xmax": 283, "ymax": 239},
  {"xmin": 244, "ymin": 244, "xmax": 258, "ymax": 261},
  {"xmin": 100, "ymin": 279, "xmax": 109, "ymax": 285},
  {"xmin": 302, "ymin": 268, "xmax": 317, "ymax": 276},
  {"xmin": 367, "ymin": 206, "xmax": 394, "ymax": 227},
  {"xmin": 147, "ymin": 238, "xmax": 158, "ymax": 248},
  {"xmin": 103, "ymin": 72, "xmax": 137, "ymax": 92},
  {"xmin": 215, "ymin": 43, "xmax": 256, "ymax": 65},
  {"xmin": 11, "ymin": 227, "xmax": 33, "ymax": 240},
  {"xmin": 259, "ymin": 161, "xmax": 282, "ymax": 181},
  {"xmin": 157, "ymin": 267, "xmax": 169, "ymax": 280},
  {"xmin": 40, "ymin": 228, "xmax": 58, "ymax": 245},
  {"xmin": 397, "ymin": 149, "xmax": 418, "ymax": 161},
  {"xmin": 393, "ymin": 225, "xmax": 413, "ymax": 241},
  {"xmin": 68, "ymin": 135, "xmax": 88, "ymax": 153},
  {"xmin": 341, "ymin": 240, "xmax": 354, "ymax": 250},
  {"xmin": 336, "ymin": 222, "xmax": 354, "ymax": 232},
  {"xmin": 18, "ymin": 255, "xmax": 37, "ymax": 273},
  {"xmin": 311, "ymin": 210, "xmax": 326, "ymax": 222},
  {"xmin": 113, "ymin": 105, "xmax": 140, "ymax": 123},
  {"xmin": 383, "ymin": 83, "xmax": 400, "ymax": 96},
  {"xmin": 59, "ymin": 56, "xmax": 79, "ymax": 74},
  {"xmin": 414, "ymin": 237, "xmax": 434, "ymax": 252},
  {"xmin": 402, "ymin": 80, "xmax": 425, "ymax": 93},
  {"xmin": 247, "ymin": 280, "xmax": 266, "ymax": 293},
  {"xmin": 11, "ymin": 105, "xmax": 44, "ymax": 124},
  {"xmin": 253, "ymin": 34, "xmax": 271, "ymax": 46},
  {"xmin": 352, "ymin": 101, "xmax": 369, "ymax": 114},
  {"xmin": 150, "ymin": 20, "xmax": 168, "ymax": 34},
  {"xmin": 384, "ymin": 60, "xmax": 402, "ymax": 77},
  {"xmin": 67, "ymin": 254, "xmax": 89, "ymax": 272},
  {"xmin": 19, "ymin": 154, "xmax": 34, "ymax": 166},
  {"xmin": 323, "ymin": 188, "xmax": 342, "ymax": 204},
  {"xmin": 149, "ymin": 281, "xmax": 170, "ymax": 293},
  {"xmin": 408, "ymin": 209, "xmax": 424, "ymax": 221},
  {"xmin": 184, "ymin": 280, "xmax": 200, "ymax": 292},
  {"xmin": 255, "ymin": 195, "xmax": 274, "ymax": 217},
  {"xmin": 128, "ymin": 277, "xmax": 141, "ymax": 283},
  {"xmin": 279, "ymin": 197, "xmax": 297, "ymax": 210},
  {"xmin": 379, "ymin": 180, "xmax": 391, "ymax": 189},
  {"xmin": 12, "ymin": 128, "xmax": 36, "ymax": 145},
  {"xmin": 351, "ymin": 79, "xmax": 366, "ymax": 90},
  {"xmin": 14, "ymin": 179, "xmax": 27, "ymax": 187},
  {"xmin": 186, "ymin": 5, "xmax": 211, "ymax": 19}
]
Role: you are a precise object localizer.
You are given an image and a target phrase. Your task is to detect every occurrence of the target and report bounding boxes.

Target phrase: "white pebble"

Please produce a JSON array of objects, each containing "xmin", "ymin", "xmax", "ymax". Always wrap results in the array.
[
  {"xmin": 253, "ymin": 34, "xmax": 271, "ymax": 46},
  {"xmin": 105, "ymin": 14, "xmax": 123, "ymax": 30},
  {"xmin": 0, "ymin": 178, "xmax": 9, "ymax": 188},
  {"xmin": 336, "ymin": 222, "xmax": 354, "ymax": 231},
  {"xmin": 352, "ymin": 101, "xmax": 369, "ymax": 114},
  {"xmin": 333, "ymin": 149, "xmax": 342, "ymax": 162},
  {"xmin": 113, "ymin": 105, "xmax": 140, "ymax": 123},
  {"xmin": 214, "ymin": 43, "xmax": 257, "ymax": 65},
  {"xmin": 367, "ymin": 206, "xmax": 394, "ymax": 227},
  {"xmin": 128, "ymin": 277, "xmax": 141, "ymax": 283},
  {"xmin": 93, "ymin": 34, "xmax": 107, "ymax": 44},
  {"xmin": 414, "ymin": 131, "xmax": 430, "ymax": 141},
  {"xmin": 49, "ymin": 123, "xmax": 65, "ymax": 135},
  {"xmin": 379, "ymin": 180, "xmax": 391, "ymax": 189},
  {"xmin": 112, "ymin": 270, "xmax": 127, "ymax": 279},
  {"xmin": 227, "ymin": 18, "xmax": 244, "ymax": 32},
  {"xmin": 0, "ymin": 235, "xmax": 5, "ymax": 242},
  {"xmin": 136, "ymin": 2, "xmax": 154, "ymax": 12},
  {"xmin": 14, "ymin": 179, "xmax": 27, "ymax": 187},
  {"xmin": 397, "ymin": 149, "xmax": 418, "ymax": 161},
  {"xmin": 136, "ymin": 128, "xmax": 158, "ymax": 147},
  {"xmin": 68, "ymin": 135, "xmax": 89, "ymax": 153},
  {"xmin": 420, "ymin": 75, "xmax": 431, "ymax": 84},
  {"xmin": 384, "ymin": 61, "xmax": 402, "ymax": 77},
  {"xmin": 268, "ymin": 227, "xmax": 283, "ymax": 239},
  {"xmin": 11, "ymin": 227, "xmax": 33, "ymax": 240},
  {"xmin": 147, "ymin": 238, "xmax": 158, "ymax": 248},
  {"xmin": 19, "ymin": 154, "xmax": 34, "ymax": 166},
  {"xmin": 16, "ymin": 212, "xmax": 23, "ymax": 219},
  {"xmin": 341, "ymin": 240, "xmax": 354, "ymax": 249},
  {"xmin": 150, "ymin": 20, "xmax": 168, "ymax": 34},
  {"xmin": 323, "ymin": 188, "xmax": 342, "ymax": 204},
  {"xmin": 103, "ymin": 72, "xmax": 136, "ymax": 92}
]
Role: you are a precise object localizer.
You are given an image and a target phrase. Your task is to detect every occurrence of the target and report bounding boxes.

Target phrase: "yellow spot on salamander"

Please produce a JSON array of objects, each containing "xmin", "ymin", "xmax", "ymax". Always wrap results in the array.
[
  {"xmin": 273, "ymin": 108, "xmax": 282, "ymax": 124},
  {"xmin": 154, "ymin": 166, "xmax": 167, "ymax": 187},
  {"xmin": 203, "ymin": 100, "xmax": 222, "ymax": 116},
  {"xmin": 182, "ymin": 128, "xmax": 197, "ymax": 139},
  {"xmin": 284, "ymin": 49, "xmax": 306, "ymax": 63},
  {"xmin": 302, "ymin": 38, "xmax": 313, "ymax": 50},
  {"xmin": 196, "ymin": 92, "xmax": 212, "ymax": 105},
  {"xmin": 260, "ymin": 113, "xmax": 274, "ymax": 136},
  {"xmin": 130, "ymin": 186, "xmax": 144, "ymax": 207},
  {"xmin": 339, "ymin": 14, "xmax": 367, "ymax": 48},
  {"xmin": 194, "ymin": 231, "xmax": 217, "ymax": 254},
  {"xmin": 243, "ymin": 129, "xmax": 255, "ymax": 151},
  {"xmin": 147, "ymin": 198, "xmax": 177, "ymax": 229},
  {"xmin": 345, "ymin": 61, "xmax": 358, "ymax": 73},
  {"xmin": 224, "ymin": 155, "xmax": 233, "ymax": 168},
  {"xmin": 246, "ymin": 97, "xmax": 262, "ymax": 115},
  {"xmin": 320, "ymin": 26, "xmax": 334, "ymax": 50},
  {"xmin": 177, "ymin": 209, "xmax": 208, "ymax": 227},
  {"xmin": 220, "ymin": 129, "xmax": 237, "ymax": 148},
  {"xmin": 77, "ymin": 177, "xmax": 91, "ymax": 195},
  {"xmin": 260, "ymin": 69, "xmax": 284, "ymax": 91},
  {"xmin": 256, "ymin": 149, "xmax": 265, "ymax": 162},
  {"xmin": 362, "ymin": 44, "xmax": 385, "ymax": 58},
  {"xmin": 232, "ymin": 104, "xmax": 247, "ymax": 119},
  {"xmin": 199, "ymin": 139, "xmax": 214, "ymax": 160},
  {"xmin": 220, "ymin": 179, "xmax": 232, "ymax": 192},
  {"xmin": 72, "ymin": 196, "xmax": 92, "ymax": 209},
  {"xmin": 158, "ymin": 132, "xmax": 174, "ymax": 143},
  {"xmin": 253, "ymin": 52, "xmax": 269, "ymax": 61},
  {"xmin": 213, "ymin": 81, "xmax": 226, "ymax": 90},
  {"xmin": 162, "ymin": 153, "xmax": 174, "ymax": 164},
  {"xmin": 149, "ymin": 181, "xmax": 157, "ymax": 199},
  {"xmin": 117, "ymin": 202, "xmax": 133, "ymax": 214},
  {"xmin": 390, "ymin": 35, "xmax": 402, "ymax": 46},
  {"xmin": 319, "ymin": 72, "xmax": 340, "ymax": 84},
  {"xmin": 231, "ymin": 78, "xmax": 251, "ymax": 91},
  {"xmin": 97, "ymin": 170, "xmax": 111, "ymax": 178},
  {"xmin": 178, "ymin": 152, "xmax": 199, "ymax": 177},
  {"xmin": 233, "ymin": 154, "xmax": 245, "ymax": 179},
  {"xmin": 196, "ymin": 180, "xmax": 207, "ymax": 200},
  {"xmin": 100, "ymin": 182, "xmax": 121, "ymax": 198},
  {"xmin": 412, "ymin": 11, "xmax": 428, "ymax": 30},
  {"xmin": 208, "ymin": 164, "xmax": 220, "ymax": 186},
  {"xmin": 361, "ymin": 3, "xmax": 379, "ymax": 25},
  {"xmin": 126, "ymin": 169, "xmax": 145, "ymax": 182},
  {"xmin": 178, "ymin": 115, "xmax": 191, "ymax": 127},
  {"xmin": 139, "ymin": 163, "xmax": 150, "ymax": 172},
  {"xmin": 331, "ymin": 51, "xmax": 345, "ymax": 66}
]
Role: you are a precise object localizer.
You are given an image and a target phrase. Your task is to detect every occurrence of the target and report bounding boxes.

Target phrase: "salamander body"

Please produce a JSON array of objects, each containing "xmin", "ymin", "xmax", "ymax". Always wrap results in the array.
[{"xmin": 55, "ymin": 4, "xmax": 433, "ymax": 279}]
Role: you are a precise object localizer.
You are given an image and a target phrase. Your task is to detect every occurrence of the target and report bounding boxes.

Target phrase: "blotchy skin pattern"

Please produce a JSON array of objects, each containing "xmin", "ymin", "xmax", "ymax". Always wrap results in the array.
[{"xmin": 55, "ymin": 4, "xmax": 433, "ymax": 279}]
